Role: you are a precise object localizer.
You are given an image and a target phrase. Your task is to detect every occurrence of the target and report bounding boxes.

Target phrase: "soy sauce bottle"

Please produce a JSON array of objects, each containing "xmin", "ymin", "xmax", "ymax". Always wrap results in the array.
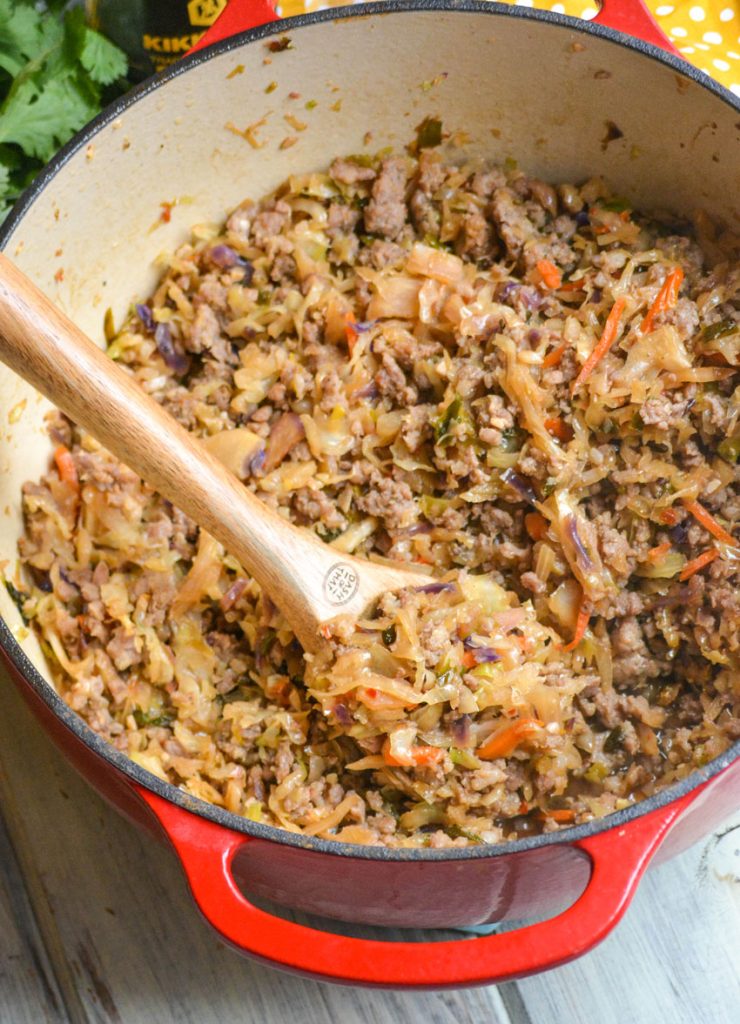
[{"xmin": 86, "ymin": 0, "xmax": 227, "ymax": 81}]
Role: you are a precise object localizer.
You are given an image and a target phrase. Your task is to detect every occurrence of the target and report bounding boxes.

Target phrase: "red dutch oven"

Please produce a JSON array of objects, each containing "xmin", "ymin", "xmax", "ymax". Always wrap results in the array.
[{"xmin": 0, "ymin": 0, "xmax": 738, "ymax": 989}]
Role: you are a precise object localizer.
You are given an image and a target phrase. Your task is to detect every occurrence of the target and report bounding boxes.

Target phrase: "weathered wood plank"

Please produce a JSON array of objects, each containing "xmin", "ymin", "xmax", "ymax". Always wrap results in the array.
[
  {"xmin": 512, "ymin": 809, "xmax": 740, "ymax": 1024},
  {"xmin": 0, "ymin": 798, "xmax": 70, "ymax": 1024}
]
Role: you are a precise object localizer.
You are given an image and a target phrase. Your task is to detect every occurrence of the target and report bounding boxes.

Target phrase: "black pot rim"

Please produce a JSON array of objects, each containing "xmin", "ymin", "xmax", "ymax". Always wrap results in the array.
[{"xmin": 1, "ymin": 0, "xmax": 737, "ymax": 864}]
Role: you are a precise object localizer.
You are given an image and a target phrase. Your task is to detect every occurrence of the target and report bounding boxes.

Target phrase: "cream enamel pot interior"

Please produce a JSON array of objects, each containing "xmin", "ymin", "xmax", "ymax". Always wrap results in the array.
[{"xmin": 0, "ymin": 0, "xmax": 738, "ymax": 989}]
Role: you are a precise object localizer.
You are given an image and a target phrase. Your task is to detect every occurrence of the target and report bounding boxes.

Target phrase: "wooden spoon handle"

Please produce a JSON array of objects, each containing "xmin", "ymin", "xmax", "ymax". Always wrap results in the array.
[{"xmin": 0, "ymin": 253, "xmax": 368, "ymax": 648}]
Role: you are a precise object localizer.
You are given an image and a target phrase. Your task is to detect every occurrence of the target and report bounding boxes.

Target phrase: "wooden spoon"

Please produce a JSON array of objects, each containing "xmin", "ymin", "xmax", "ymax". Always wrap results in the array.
[{"xmin": 0, "ymin": 254, "xmax": 423, "ymax": 651}]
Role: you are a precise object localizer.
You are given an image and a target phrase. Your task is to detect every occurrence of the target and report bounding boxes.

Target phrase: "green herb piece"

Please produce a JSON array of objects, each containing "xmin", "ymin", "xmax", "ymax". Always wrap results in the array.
[
  {"xmin": 603, "ymin": 726, "xmax": 624, "ymax": 753},
  {"xmin": 499, "ymin": 426, "xmax": 525, "ymax": 453},
  {"xmin": 0, "ymin": 4, "xmax": 128, "ymax": 221},
  {"xmin": 382, "ymin": 624, "xmax": 397, "ymax": 647},
  {"xmin": 133, "ymin": 708, "xmax": 175, "ymax": 729},
  {"xmin": 419, "ymin": 494, "xmax": 456, "ymax": 519},
  {"xmin": 4, "ymin": 579, "xmax": 29, "ymax": 622},
  {"xmin": 265, "ymin": 81, "xmax": 277, "ymax": 94},
  {"xmin": 435, "ymin": 664, "xmax": 459, "ymax": 688},
  {"xmin": 444, "ymin": 823, "xmax": 484, "ymax": 844},
  {"xmin": 718, "ymin": 433, "xmax": 740, "ymax": 464},
  {"xmin": 449, "ymin": 748, "xmax": 483, "ymax": 770},
  {"xmin": 422, "ymin": 233, "xmax": 453, "ymax": 252},
  {"xmin": 304, "ymin": 99, "xmax": 317, "ymax": 110},
  {"xmin": 258, "ymin": 628, "xmax": 277, "ymax": 658},
  {"xmin": 601, "ymin": 196, "xmax": 631, "ymax": 212},
  {"xmin": 432, "ymin": 395, "xmax": 473, "ymax": 447},
  {"xmin": 316, "ymin": 524, "xmax": 343, "ymax": 543},
  {"xmin": 583, "ymin": 761, "xmax": 610, "ymax": 783},
  {"xmin": 415, "ymin": 116, "xmax": 442, "ymax": 150},
  {"xmin": 702, "ymin": 318, "xmax": 737, "ymax": 341}
]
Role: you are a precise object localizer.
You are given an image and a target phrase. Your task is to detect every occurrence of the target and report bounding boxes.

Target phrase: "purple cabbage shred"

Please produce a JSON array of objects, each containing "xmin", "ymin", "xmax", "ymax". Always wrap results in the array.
[
  {"xmin": 397, "ymin": 523, "xmax": 433, "ymax": 538},
  {"xmin": 333, "ymin": 703, "xmax": 353, "ymax": 727},
  {"xmin": 136, "ymin": 303, "xmax": 155, "ymax": 332},
  {"xmin": 208, "ymin": 244, "xmax": 245, "ymax": 270},
  {"xmin": 245, "ymin": 446, "xmax": 267, "ymax": 476},
  {"xmin": 450, "ymin": 715, "xmax": 472, "ymax": 746},
  {"xmin": 520, "ymin": 287, "xmax": 544, "ymax": 312},
  {"xmin": 501, "ymin": 468, "xmax": 537, "ymax": 505},
  {"xmin": 415, "ymin": 580, "xmax": 456, "ymax": 594},
  {"xmin": 462, "ymin": 635, "xmax": 502, "ymax": 664},
  {"xmin": 353, "ymin": 381, "xmax": 379, "ymax": 400},
  {"xmin": 566, "ymin": 515, "xmax": 593, "ymax": 570},
  {"xmin": 496, "ymin": 281, "xmax": 519, "ymax": 304},
  {"xmin": 351, "ymin": 319, "xmax": 377, "ymax": 333},
  {"xmin": 669, "ymin": 523, "xmax": 688, "ymax": 545},
  {"xmin": 155, "ymin": 323, "xmax": 190, "ymax": 375}
]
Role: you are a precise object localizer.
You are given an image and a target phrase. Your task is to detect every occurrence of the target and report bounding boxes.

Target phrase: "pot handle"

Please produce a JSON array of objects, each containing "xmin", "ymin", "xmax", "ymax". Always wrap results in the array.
[
  {"xmin": 139, "ymin": 786, "xmax": 693, "ymax": 986},
  {"xmin": 593, "ymin": 0, "xmax": 680, "ymax": 55},
  {"xmin": 191, "ymin": 1, "xmax": 680, "ymax": 60},
  {"xmin": 189, "ymin": 0, "xmax": 279, "ymax": 52}
]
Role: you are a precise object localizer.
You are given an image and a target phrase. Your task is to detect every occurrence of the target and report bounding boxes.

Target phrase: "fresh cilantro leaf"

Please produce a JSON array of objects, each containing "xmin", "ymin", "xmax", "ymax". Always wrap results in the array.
[
  {"xmin": 0, "ymin": 76, "xmax": 97, "ymax": 162},
  {"xmin": 0, "ymin": 3, "xmax": 128, "ymax": 222},
  {"xmin": 78, "ymin": 24, "xmax": 127, "ymax": 86},
  {"xmin": 0, "ymin": 0, "xmax": 45, "ymax": 77}
]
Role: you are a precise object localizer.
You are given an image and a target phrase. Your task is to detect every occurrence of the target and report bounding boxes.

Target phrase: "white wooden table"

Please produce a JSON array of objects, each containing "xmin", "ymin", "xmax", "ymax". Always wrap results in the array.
[{"xmin": 1, "ymin": 663, "xmax": 738, "ymax": 1024}]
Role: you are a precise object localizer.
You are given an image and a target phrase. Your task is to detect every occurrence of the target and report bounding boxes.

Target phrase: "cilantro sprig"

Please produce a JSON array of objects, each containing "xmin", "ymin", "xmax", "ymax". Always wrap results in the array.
[{"xmin": 0, "ymin": 1, "xmax": 128, "ymax": 222}]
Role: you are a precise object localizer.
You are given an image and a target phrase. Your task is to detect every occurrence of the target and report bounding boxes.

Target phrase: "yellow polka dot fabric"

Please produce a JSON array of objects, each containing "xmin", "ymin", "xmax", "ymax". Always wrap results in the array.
[{"xmin": 275, "ymin": 1, "xmax": 740, "ymax": 94}]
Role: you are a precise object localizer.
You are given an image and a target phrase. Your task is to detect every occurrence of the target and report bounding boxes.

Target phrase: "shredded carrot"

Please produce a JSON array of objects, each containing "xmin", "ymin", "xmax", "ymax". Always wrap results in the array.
[
  {"xmin": 571, "ymin": 297, "xmax": 626, "ymax": 392},
  {"xmin": 679, "ymin": 547, "xmax": 720, "ymax": 581},
  {"xmin": 646, "ymin": 541, "xmax": 672, "ymax": 564},
  {"xmin": 382, "ymin": 738, "xmax": 444, "ymax": 768},
  {"xmin": 683, "ymin": 499, "xmax": 736, "ymax": 547},
  {"xmin": 344, "ymin": 313, "xmax": 360, "ymax": 354},
  {"xmin": 536, "ymin": 259, "xmax": 562, "ymax": 290},
  {"xmin": 319, "ymin": 624, "xmax": 333, "ymax": 640},
  {"xmin": 544, "ymin": 416, "xmax": 574, "ymax": 442},
  {"xmin": 477, "ymin": 718, "xmax": 544, "ymax": 760},
  {"xmin": 561, "ymin": 597, "xmax": 590, "ymax": 652},
  {"xmin": 641, "ymin": 267, "xmax": 683, "ymax": 334},
  {"xmin": 461, "ymin": 650, "xmax": 478, "ymax": 670},
  {"xmin": 659, "ymin": 508, "xmax": 679, "ymax": 526},
  {"xmin": 53, "ymin": 445, "xmax": 79, "ymax": 492},
  {"xmin": 524, "ymin": 512, "xmax": 549, "ymax": 542},
  {"xmin": 542, "ymin": 342, "xmax": 568, "ymax": 368},
  {"xmin": 518, "ymin": 801, "xmax": 530, "ymax": 815},
  {"xmin": 542, "ymin": 808, "xmax": 576, "ymax": 823},
  {"xmin": 558, "ymin": 278, "xmax": 587, "ymax": 293}
]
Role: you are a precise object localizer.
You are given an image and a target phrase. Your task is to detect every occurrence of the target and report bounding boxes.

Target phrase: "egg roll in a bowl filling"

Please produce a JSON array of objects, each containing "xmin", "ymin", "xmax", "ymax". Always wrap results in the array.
[{"xmin": 11, "ymin": 143, "xmax": 739, "ymax": 849}]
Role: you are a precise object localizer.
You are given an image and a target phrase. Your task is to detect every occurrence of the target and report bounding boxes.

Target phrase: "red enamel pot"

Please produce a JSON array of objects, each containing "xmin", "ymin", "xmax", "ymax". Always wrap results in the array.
[{"xmin": 0, "ymin": 0, "xmax": 738, "ymax": 989}]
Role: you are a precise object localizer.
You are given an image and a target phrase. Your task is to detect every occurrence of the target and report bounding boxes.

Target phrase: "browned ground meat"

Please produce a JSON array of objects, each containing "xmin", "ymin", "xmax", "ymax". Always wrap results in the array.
[{"xmin": 12, "ymin": 146, "xmax": 739, "ymax": 849}]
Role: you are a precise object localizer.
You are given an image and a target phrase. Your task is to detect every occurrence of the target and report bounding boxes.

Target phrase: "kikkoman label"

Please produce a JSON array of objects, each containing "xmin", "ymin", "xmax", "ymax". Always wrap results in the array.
[
  {"xmin": 187, "ymin": 0, "xmax": 227, "ymax": 28},
  {"xmin": 85, "ymin": 0, "xmax": 227, "ymax": 79}
]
